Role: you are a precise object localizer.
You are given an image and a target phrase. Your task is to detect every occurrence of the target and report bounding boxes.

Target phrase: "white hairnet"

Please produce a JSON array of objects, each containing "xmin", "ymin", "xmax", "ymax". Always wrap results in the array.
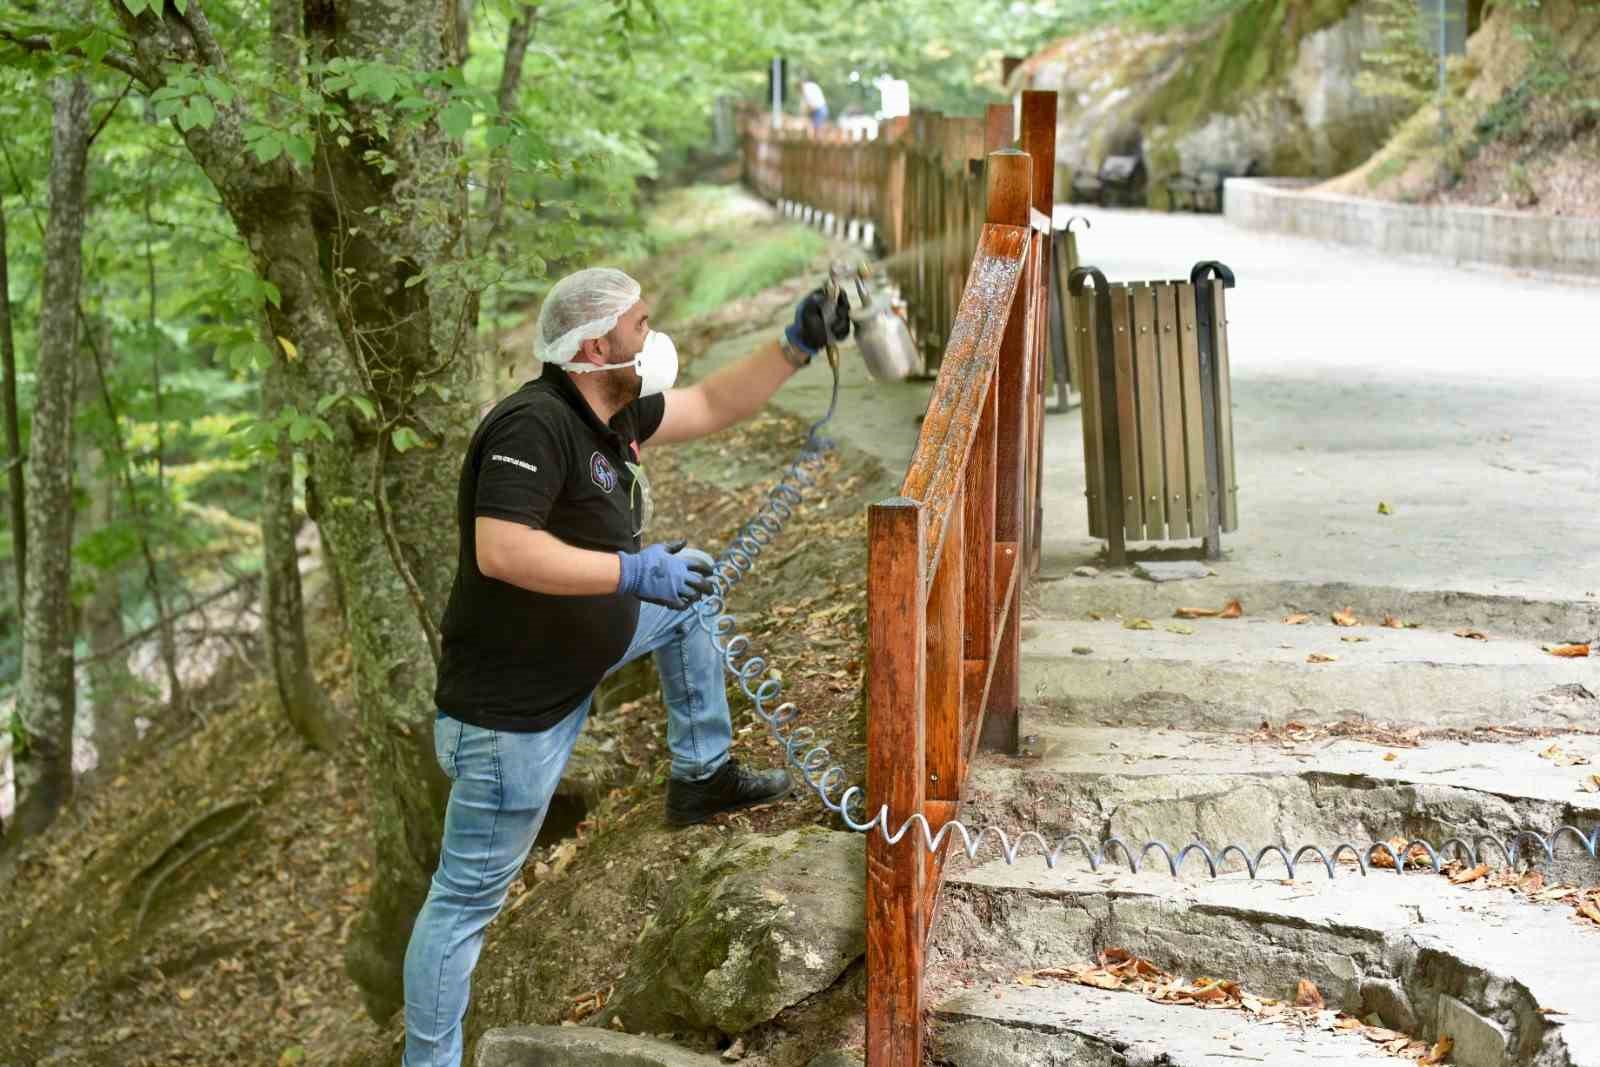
[{"xmin": 534, "ymin": 267, "xmax": 642, "ymax": 366}]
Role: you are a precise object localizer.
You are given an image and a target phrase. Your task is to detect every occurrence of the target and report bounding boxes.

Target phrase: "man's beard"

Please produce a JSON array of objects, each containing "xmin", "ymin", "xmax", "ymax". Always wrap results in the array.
[{"xmin": 599, "ymin": 348, "xmax": 643, "ymax": 409}]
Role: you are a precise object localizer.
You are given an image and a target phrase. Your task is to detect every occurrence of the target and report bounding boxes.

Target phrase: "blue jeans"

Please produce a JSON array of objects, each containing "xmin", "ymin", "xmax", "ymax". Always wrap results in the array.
[{"xmin": 400, "ymin": 580, "xmax": 732, "ymax": 1067}]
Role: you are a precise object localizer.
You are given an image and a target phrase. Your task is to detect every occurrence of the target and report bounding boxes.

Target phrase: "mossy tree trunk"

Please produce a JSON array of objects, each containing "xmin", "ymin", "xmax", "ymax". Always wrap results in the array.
[
  {"xmin": 3, "ymin": 57, "xmax": 92, "ymax": 855},
  {"xmin": 110, "ymin": 1, "xmax": 472, "ymax": 1019}
]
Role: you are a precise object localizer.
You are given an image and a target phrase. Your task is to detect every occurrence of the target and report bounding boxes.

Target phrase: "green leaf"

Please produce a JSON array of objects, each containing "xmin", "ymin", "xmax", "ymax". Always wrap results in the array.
[
  {"xmin": 288, "ymin": 415, "xmax": 315, "ymax": 444},
  {"xmin": 439, "ymin": 100, "xmax": 475, "ymax": 139},
  {"xmin": 121, "ymin": 0, "xmax": 150, "ymax": 14},
  {"xmin": 250, "ymin": 133, "xmax": 284, "ymax": 164},
  {"xmin": 348, "ymin": 395, "xmax": 377, "ymax": 422},
  {"xmin": 80, "ymin": 30, "xmax": 114, "ymax": 65},
  {"xmin": 283, "ymin": 135, "xmax": 314, "ymax": 168},
  {"xmin": 178, "ymin": 96, "xmax": 216, "ymax": 132},
  {"xmin": 316, "ymin": 393, "xmax": 341, "ymax": 415},
  {"xmin": 391, "ymin": 426, "xmax": 424, "ymax": 453},
  {"xmin": 171, "ymin": 0, "xmax": 188, "ymax": 11}
]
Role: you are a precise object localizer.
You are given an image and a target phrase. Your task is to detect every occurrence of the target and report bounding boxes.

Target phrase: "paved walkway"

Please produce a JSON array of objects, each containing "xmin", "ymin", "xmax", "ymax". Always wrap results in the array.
[{"xmin": 700, "ymin": 199, "xmax": 1600, "ymax": 612}]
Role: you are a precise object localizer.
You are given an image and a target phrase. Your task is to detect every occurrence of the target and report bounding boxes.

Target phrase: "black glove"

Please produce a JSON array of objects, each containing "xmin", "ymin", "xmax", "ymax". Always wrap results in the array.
[{"xmin": 784, "ymin": 287, "xmax": 852, "ymax": 359}]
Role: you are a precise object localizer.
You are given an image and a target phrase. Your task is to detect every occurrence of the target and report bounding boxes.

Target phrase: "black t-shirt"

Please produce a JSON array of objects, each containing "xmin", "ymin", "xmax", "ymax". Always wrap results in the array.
[{"xmin": 434, "ymin": 364, "xmax": 666, "ymax": 732}]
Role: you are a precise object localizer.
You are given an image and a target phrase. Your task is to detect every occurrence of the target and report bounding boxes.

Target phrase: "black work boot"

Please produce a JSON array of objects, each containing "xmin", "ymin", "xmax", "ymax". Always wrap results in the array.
[{"xmin": 666, "ymin": 760, "xmax": 792, "ymax": 826}]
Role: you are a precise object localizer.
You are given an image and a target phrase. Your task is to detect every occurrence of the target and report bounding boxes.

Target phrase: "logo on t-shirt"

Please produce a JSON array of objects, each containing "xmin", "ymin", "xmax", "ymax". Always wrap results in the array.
[
  {"xmin": 590, "ymin": 451, "xmax": 617, "ymax": 493},
  {"xmin": 489, "ymin": 453, "xmax": 538, "ymax": 475}
]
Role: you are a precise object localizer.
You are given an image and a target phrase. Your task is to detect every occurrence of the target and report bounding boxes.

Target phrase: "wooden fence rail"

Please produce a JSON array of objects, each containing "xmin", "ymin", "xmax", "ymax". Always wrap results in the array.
[{"xmin": 741, "ymin": 92, "xmax": 1058, "ymax": 1066}]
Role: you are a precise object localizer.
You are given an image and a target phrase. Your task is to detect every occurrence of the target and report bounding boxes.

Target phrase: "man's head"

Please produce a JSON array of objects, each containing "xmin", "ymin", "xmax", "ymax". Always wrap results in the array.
[{"xmin": 536, "ymin": 267, "xmax": 652, "ymax": 406}]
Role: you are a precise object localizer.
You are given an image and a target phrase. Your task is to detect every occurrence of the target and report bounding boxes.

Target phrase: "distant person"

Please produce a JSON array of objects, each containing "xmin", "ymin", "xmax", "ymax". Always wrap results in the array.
[{"xmin": 801, "ymin": 78, "xmax": 828, "ymax": 129}]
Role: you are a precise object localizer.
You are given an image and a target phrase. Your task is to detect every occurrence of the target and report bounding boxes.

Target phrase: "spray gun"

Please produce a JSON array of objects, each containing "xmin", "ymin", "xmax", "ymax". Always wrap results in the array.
[{"xmin": 828, "ymin": 262, "xmax": 919, "ymax": 383}]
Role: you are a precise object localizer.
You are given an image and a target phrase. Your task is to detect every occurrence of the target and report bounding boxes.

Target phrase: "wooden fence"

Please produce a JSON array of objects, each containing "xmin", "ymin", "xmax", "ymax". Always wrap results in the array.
[
  {"xmin": 742, "ymin": 106, "xmax": 1018, "ymax": 375},
  {"xmin": 743, "ymin": 93, "xmax": 1059, "ymax": 1065}
]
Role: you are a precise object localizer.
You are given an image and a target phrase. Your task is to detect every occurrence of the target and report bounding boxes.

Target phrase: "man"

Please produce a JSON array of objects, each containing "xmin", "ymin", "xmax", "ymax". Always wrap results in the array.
[
  {"xmin": 800, "ymin": 76, "xmax": 828, "ymax": 129},
  {"xmin": 401, "ymin": 266, "xmax": 850, "ymax": 1067}
]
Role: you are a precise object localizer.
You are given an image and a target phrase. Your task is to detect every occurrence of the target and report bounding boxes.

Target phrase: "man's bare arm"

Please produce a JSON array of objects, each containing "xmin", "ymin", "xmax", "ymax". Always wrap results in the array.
[
  {"xmin": 650, "ymin": 340, "xmax": 797, "ymax": 446},
  {"xmin": 476, "ymin": 516, "xmax": 622, "ymax": 595}
]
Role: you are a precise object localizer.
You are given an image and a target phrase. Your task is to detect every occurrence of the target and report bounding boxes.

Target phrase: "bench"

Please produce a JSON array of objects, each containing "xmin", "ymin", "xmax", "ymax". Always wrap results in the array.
[
  {"xmin": 1070, "ymin": 154, "xmax": 1146, "ymax": 207},
  {"xmin": 1166, "ymin": 160, "xmax": 1258, "ymax": 213}
]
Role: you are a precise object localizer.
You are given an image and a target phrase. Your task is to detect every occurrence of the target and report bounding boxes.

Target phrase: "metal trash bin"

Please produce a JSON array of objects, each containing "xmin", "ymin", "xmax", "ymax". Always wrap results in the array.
[{"xmin": 1067, "ymin": 261, "xmax": 1238, "ymax": 564}]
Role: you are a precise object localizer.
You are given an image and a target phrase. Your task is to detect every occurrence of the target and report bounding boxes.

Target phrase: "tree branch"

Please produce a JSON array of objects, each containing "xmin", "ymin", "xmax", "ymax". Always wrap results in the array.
[{"xmin": 0, "ymin": 30, "xmax": 148, "ymax": 85}]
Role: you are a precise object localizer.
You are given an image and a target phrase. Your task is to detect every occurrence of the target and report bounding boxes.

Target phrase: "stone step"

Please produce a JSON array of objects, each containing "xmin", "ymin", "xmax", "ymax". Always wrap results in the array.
[
  {"xmin": 962, "ymin": 723, "xmax": 1600, "ymax": 882},
  {"xmin": 930, "ymin": 860, "xmax": 1600, "ymax": 1067},
  {"xmin": 932, "ymin": 980, "xmax": 1402, "ymax": 1066},
  {"xmin": 474, "ymin": 1024, "xmax": 720, "ymax": 1066},
  {"xmin": 1030, "ymin": 570, "xmax": 1599, "ymax": 645},
  {"xmin": 1017, "ymin": 615, "xmax": 1597, "ymax": 728}
]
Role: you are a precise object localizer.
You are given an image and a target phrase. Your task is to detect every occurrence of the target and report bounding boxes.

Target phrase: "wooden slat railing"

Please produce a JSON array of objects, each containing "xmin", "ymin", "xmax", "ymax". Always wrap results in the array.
[
  {"xmin": 739, "ymin": 92, "xmax": 1059, "ymax": 1065},
  {"xmin": 740, "ymin": 108, "xmax": 999, "ymax": 377},
  {"xmin": 861, "ymin": 94, "xmax": 1057, "ymax": 1067}
]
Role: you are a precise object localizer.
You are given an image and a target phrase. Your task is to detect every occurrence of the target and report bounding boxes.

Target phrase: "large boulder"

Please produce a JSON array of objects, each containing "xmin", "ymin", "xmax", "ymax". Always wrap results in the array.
[
  {"xmin": 600, "ymin": 827, "xmax": 866, "ymax": 1035},
  {"xmin": 1016, "ymin": 0, "xmax": 1414, "ymax": 203}
]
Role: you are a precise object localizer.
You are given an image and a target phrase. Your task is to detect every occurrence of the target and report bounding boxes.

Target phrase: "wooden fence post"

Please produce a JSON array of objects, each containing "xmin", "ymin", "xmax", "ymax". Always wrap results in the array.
[
  {"xmin": 1021, "ymin": 90, "xmax": 1057, "ymax": 575},
  {"xmin": 865, "ymin": 499, "xmax": 928, "ymax": 1067},
  {"xmin": 978, "ymin": 149, "xmax": 1031, "ymax": 755}
]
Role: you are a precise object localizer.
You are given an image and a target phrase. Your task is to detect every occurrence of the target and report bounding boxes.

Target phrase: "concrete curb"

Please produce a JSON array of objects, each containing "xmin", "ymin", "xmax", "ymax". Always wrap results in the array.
[{"xmin": 1223, "ymin": 177, "xmax": 1600, "ymax": 279}]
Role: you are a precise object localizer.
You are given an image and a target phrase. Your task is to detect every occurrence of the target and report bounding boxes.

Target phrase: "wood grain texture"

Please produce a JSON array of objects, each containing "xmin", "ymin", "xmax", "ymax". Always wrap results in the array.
[
  {"xmin": 1020, "ymin": 90, "xmax": 1058, "ymax": 219},
  {"xmin": 1132, "ymin": 284, "xmax": 1165, "ymax": 538},
  {"xmin": 1176, "ymin": 284, "xmax": 1209, "ymax": 533},
  {"xmin": 985, "ymin": 103, "xmax": 1014, "ymax": 152},
  {"xmin": 865, "ymin": 499, "xmax": 927, "ymax": 1067},
  {"xmin": 1108, "ymin": 284, "xmax": 1144, "ymax": 542},
  {"xmin": 899, "ymin": 222, "xmax": 1027, "ymax": 569},
  {"xmin": 961, "ymin": 379, "xmax": 997, "ymax": 663},
  {"xmin": 1154, "ymin": 283, "xmax": 1190, "ymax": 540},
  {"xmin": 925, "ymin": 504, "xmax": 964, "ymax": 808},
  {"xmin": 1213, "ymin": 283, "xmax": 1238, "ymax": 532}
]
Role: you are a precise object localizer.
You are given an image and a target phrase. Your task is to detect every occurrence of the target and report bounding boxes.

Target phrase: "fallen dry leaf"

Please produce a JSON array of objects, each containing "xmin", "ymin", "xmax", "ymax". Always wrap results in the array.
[
  {"xmin": 1580, "ymin": 897, "xmax": 1600, "ymax": 927},
  {"xmin": 1548, "ymin": 643, "xmax": 1590, "ymax": 658},
  {"xmin": 1283, "ymin": 612, "xmax": 1313, "ymax": 625},
  {"xmin": 1341, "ymin": 635, "xmax": 1370, "ymax": 643},
  {"xmin": 1538, "ymin": 743, "xmax": 1591, "ymax": 767},
  {"xmin": 1123, "ymin": 617, "xmax": 1154, "ymax": 631},
  {"xmin": 1583, "ymin": 775, "xmax": 1600, "ymax": 794},
  {"xmin": 1294, "ymin": 979, "xmax": 1324, "ymax": 1009},
  {"xmin": 1420, "ymin": 1035, "xmax": 1454, "ymax": 1065},
  {"xmin": 1331, "ymin": 607, "xmax": 1359, "ymax": 627},
  {"xmin": 1382, "ymin": 751, "xmax": 1399, "ymax": 762},
  {"xmin": 1453, "ymin": 628, "xmax": 1488, "ymax": 641},
  {"xmin": 177, "ymin": 988, "xmax": 197, "ymax": 1003},
  {"xmin": 1307, "ymin": 652, "xmax": 1338, "ymax": 664},
  {"xmin": 1381, "ymin": 614, "xmax": 1404, "ymax": 629},
  {"xmin": 1449, "ymin": 863, "xmax": 1490, "ymax": 885},
  {"xmin": 1377, "ymin": 501, "xmax": 1393, "ymax": 515},
  {"xmin": 1166, "ymin": 623, "xmax": 1196, "ymax": 635},
  {"xmin": 1175, "ymin": 598, "xmax": 1243, "ymax": 620}
]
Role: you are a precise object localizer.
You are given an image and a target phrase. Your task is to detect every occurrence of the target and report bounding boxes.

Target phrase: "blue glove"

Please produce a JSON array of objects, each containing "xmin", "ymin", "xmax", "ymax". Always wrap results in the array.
[
  {"xmin": 784, "ymin": 286, "xmax": 852, "ymax": 361},
  {"xmin": 617, "ymin": 539, "xmax": 714, "ymax": 610}
]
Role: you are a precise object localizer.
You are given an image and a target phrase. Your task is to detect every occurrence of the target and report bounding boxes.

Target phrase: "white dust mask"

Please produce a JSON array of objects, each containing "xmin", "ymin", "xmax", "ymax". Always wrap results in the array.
[{"xmin": 559, "ymin": 329, "xmax": 678, "ymax": 397}]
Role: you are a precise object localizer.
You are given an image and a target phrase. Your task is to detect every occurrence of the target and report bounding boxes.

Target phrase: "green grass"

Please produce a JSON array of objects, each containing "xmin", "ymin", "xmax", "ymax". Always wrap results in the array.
[{"xmin": 658, "ymin": 222, "xmax": 827, "ymax": 325}]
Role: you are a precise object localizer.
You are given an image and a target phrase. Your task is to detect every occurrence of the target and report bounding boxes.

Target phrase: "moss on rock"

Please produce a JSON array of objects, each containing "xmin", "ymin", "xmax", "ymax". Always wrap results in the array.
[{"xmin": 600, "ymin": 827, "xmax": 866, "ymax": 1036}]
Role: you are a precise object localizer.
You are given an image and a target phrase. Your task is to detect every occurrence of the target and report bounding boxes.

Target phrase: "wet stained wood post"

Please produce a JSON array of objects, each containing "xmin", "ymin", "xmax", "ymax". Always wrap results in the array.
[{"xmin": 737, "ymin": 94, "xmax": 1058, "ymax": 1066}]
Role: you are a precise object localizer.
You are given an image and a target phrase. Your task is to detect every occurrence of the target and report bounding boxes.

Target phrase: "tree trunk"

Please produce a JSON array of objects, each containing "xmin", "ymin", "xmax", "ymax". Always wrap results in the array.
[
  {"xmin": 3, "ymin": 64, "xmax": 92, "ymax": 853},
  {"xmin": 261, "ymin": 350, "xmax": 340, "ymax": 753},
  {"xmin": 82, "ymin": 444, "xmax": 136, "ymax": 776},
  {"xmin": 111, "ymin": 1, "xmax": 473, "ymax": 1018},
  {"xmin": 1, "ymin": 203, "xmax": 24, "ymax": 611}
]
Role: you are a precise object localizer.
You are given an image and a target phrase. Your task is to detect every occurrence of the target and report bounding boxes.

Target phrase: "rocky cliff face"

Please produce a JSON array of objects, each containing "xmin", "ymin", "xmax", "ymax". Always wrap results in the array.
[{"xmin": 1016, "ymin": 0, "xmax": 1411, "ymax": 204}]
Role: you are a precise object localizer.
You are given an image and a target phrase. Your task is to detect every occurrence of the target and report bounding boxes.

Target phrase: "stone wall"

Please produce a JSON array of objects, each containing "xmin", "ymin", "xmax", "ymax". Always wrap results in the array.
[{"xmin": 1225, "ymin": 177, "xmax": 1600, "ymax": 277}]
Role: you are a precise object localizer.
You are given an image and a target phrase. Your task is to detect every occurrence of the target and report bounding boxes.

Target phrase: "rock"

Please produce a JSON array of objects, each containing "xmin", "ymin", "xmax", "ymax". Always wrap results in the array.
[
  {"xmin": 1359, "ymin": 978, "xmax": 1418, "ymax": 1033},
  {"xmin": 1132, "ymin": 560, "xmax": 1211, "ymax": 583},
  {"xmin": 474, "ymin": 1025, "xmax": 722, "ymax": 1067},
  {"xmin": 1072, "ymin": 565, "xmax": 1099, "ymax": 578},
  {"xmin": 806, "ymin": 1053, "xmax": 864, "ymax": 1067},
  {"xmin": 1435, "ymin": 993, "xmax": 1509, "ymax": 1067},
  {"xmin": 1070, "ymin": 646, "xmax": 1093, "ymax": 656},
  {"xmin": 602, "ymin": 828, "xmax": 866, "ymax": 1035}
]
